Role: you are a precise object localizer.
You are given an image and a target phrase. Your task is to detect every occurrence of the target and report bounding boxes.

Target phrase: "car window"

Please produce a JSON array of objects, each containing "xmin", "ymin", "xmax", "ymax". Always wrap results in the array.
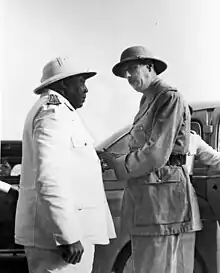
[
  {"xmin": 191, "ymin": 121, "xmax": 202, "ymax": 136},
  {"xmin": 0, "ymin": 158, "xmax": 21, "ymax": 177}
]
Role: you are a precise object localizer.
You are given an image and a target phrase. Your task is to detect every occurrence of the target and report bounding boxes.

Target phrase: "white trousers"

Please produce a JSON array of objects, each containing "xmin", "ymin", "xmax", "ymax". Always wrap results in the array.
[{"xmin": 25, "ymin": 239, "xmax": 94, "ymax": 273}]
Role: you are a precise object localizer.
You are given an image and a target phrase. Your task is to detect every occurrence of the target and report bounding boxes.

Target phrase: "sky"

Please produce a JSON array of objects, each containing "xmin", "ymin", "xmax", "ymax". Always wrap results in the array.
[{"xmin": 1, "ymin": 0, "xmax": 220, "ymax": 144}]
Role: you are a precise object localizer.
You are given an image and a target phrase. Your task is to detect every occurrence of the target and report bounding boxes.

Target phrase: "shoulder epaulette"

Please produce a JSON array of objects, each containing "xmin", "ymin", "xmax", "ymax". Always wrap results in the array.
[
  {"xmin": 170, "ymin": 88, "xmax": 178, "ymax": 92},
  {"xmin": 155, "ymin": 79, "xmax": 177, "ymax": 93},
  {"xmin": 166, "ymin": 85, "xmax": 177, "ymax": 92},
  {"xmin": 47, "ymin": 94, "xmax": 61, "ymax": 106}
]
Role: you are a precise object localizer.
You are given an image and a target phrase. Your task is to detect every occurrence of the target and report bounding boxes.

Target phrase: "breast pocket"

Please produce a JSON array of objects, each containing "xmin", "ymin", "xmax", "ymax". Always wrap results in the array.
[
  {"xmin": 129, "ymin": 124, "xmax": 146, "ymax": 149},
  {"xmin": 71, "ymin": 133, "xmax": 89, "ymax": 147},
  {"xmin": 133, "ymin": 167, "xmax": 192, "ymax": 226}
]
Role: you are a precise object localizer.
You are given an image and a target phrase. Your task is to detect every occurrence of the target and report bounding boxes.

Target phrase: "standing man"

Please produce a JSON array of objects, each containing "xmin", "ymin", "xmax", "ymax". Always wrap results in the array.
[
  {"xmin": 15, "ymin": 57, "xmax": 116, "ymax": 273},
  {"xmin": 187, "ymin": 105, "xmax": 220, "ymax": 273},
  {"xmin": 100, "ymin": 46, "xmax": 201, "ymax": 273},
  {"xmin": 187, "ymin": 106, "xmax": 220, "ymax": 174}
]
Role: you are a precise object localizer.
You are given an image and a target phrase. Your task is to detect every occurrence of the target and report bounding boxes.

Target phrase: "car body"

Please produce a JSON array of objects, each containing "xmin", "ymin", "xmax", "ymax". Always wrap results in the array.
[{"xmin": 1, "ymin": 101, "xmax": 220, "ymax": 273}]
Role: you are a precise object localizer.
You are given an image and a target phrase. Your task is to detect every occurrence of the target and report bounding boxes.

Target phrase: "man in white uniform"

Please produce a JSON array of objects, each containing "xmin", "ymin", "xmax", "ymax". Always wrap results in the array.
[{"xmin": 15, "ymin": 57, "xmax": 116, "ymax": 273}]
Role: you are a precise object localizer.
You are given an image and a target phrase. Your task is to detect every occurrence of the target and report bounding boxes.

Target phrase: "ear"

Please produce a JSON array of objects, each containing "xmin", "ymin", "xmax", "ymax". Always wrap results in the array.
[
  {"xmin": 53, "ymin": 80, "xmax": 66, "ymax": 96},
  {"xmin": 60, "ymin": 79, "xmax": 68, "ymax": 89},
  {"xmin": 146, "ymin": 63, "xmax": 153, "ymax": 71}
]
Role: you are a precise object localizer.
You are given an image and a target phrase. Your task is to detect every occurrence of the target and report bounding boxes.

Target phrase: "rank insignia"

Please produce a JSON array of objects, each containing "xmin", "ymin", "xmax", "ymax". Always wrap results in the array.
[{"xmin": 47, "ymin": 94, "xmax": 61, "ymax": 105}]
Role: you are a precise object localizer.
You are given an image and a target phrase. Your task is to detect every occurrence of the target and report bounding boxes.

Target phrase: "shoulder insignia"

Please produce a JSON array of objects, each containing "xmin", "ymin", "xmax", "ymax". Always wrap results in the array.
[
  {"xmin": 170, "ymin": 88, "xmax": 177, "ymax": 92},
  {"xmin": 47, "ymin": 94, "xmax": 61, "ymax": 106}
]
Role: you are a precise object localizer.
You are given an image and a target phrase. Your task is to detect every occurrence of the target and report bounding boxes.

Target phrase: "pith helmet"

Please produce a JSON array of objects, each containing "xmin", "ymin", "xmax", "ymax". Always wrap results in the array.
[
  {"xmin": 112, "ymin": 46, "xmax": 167, "ymax": 78},
  {"xmin": 34, "ymin": 56, "xmax": 97, "ymax": 94}
]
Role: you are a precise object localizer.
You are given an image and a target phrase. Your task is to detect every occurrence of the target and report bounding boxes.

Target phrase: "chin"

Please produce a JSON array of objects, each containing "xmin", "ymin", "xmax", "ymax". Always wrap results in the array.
[
  {"xmin": 77, "ymin": 102, "xmax": 84, "ymax": 109},
  {"xmin": 133, "ymin": 86, "xmax": 143, "ymax": 93}
]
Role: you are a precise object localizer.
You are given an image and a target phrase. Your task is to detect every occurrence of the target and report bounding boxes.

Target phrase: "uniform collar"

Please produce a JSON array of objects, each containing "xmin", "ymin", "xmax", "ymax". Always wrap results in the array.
[
  {"xmin": 134, "ymin": 78, "xmax": 163, "ymax": 124},
  {"xmin": 142, "ymin": 78, "xmax": 161, "ymax": 102},
  {"xmin": 138, "ymin": 78, "xmax": 161, "ymax": 109}
]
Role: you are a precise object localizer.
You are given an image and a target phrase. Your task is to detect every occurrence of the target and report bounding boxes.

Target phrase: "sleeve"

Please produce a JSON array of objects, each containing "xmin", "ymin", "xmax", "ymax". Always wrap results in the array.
[
  {"xmin": 196, "ymin": 135, "xmax": 220, "ymax": 169},
  {"xmin": 0, "ymin": 181, "xmax": 11, "ymax": 193},
  {"xmin": 33, "ymin": 106, "xmax": 82, "ymax": 246},
  {"xmin": 116, "ymin": 91, "xmax": 184, "ymax": 179}
]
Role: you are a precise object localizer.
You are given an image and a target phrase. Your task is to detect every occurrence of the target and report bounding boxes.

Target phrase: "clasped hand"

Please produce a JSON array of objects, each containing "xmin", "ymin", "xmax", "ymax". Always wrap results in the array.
[
  {"xmin": 97, "ymin": 150, "xmax": 118, "ymax": 170},
  {"xmin": 58, "ymin": 241, "xmax": 84, "ymax": 264}
]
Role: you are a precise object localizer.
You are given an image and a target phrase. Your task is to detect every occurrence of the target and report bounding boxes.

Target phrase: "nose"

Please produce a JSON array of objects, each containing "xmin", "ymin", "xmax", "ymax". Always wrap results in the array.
[{"xmin": 84, "ymin": 86, "xmax": 88, "ymax": 93}]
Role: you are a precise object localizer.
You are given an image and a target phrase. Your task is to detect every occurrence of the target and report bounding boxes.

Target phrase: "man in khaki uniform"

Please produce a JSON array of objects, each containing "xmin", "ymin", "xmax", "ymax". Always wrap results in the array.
[{"xmin": 100, "ymin": 46, "xmax": 201, "ymax": 273}]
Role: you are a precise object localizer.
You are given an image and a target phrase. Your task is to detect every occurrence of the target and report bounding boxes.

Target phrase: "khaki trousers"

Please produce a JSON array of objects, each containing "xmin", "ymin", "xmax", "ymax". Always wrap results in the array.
[
  {"xmin": 24, "ymin": 239, "xmax": 94, "ymax": 273},
  {"xmin": 131, "ymin": 232, "xmax": 195, "ymax": 273}
]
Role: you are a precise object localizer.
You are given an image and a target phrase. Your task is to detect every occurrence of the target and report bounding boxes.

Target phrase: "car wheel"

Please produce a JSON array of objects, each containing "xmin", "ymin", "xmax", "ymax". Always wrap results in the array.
[
  {"xmin": 121, "ymin": 256, "xmax": 132, "ymax": 273},
  {"xmin": 114, "ymin": 246, "xmax": 132, "ymax": 273},
  {"xmin": 114, "ymin": 252, "xmax": 132, "ymax": 273}
]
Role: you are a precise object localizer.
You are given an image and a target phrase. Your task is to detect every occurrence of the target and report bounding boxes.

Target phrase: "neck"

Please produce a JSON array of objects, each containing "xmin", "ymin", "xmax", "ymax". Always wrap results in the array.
[
  {"xmin": 142, "ymin": 75, "xmax": 158, "ymax": 94},
  {"xmin": 149, "ymin": 74, "xmax": 157, "ymax": 84}
]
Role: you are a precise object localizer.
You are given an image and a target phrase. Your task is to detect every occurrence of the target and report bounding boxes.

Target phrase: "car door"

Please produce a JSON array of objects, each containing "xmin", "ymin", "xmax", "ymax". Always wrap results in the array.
[
  {"xmin": 205, "ymin": 106, "xmax": 220, "ymax": 221},
  {"xmin": 100, "ymin": 131, "xmax": 130, "ymax": 235},
  {"xmin": 93, "ymin": 129, "xmax": 131, "ymax": 273},
  {"xmin": 191, "ymin": 107, "xmax": 220, "ymax": 273},
  {"xmin": 190, "ymin": 109, "xmax": 217, "ymax": 221},
  {"xmin": 0, "ymin": 141, "xmax": 22, "ymax": 250}
]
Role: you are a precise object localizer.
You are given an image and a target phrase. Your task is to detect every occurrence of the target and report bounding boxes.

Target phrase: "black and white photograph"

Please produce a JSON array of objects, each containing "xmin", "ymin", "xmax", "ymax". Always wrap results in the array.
[{"xmin": 1, "ymin": 0, "xmax": 220, "ymax": 272}]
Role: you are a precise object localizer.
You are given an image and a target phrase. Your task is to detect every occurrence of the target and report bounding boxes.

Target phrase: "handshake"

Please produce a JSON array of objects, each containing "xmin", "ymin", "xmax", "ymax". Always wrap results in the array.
[
  {"xmin": 96, "ymin": 150, "xmax": 110, "ymax": 172},
  {"xmin": 96, "ymin": 150, "xmax": 124, "ymax": 174}
]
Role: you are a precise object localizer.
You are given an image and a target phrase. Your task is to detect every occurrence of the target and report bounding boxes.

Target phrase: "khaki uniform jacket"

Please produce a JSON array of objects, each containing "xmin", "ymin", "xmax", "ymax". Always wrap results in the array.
[
  {"xmin": 15, "ymin": 90, "xmax": 116, "ymax": 249},
  {"xmin": 116, "ymin": 78, "xmax": 202, "ymax": 236}
]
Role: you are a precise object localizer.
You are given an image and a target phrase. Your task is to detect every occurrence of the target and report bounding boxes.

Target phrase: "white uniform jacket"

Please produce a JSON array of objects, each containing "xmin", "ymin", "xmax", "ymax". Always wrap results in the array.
[
  {"xmin": 186, "ymin": 130, "xmax": 220, "ymax": 174},
  {"xmin": 15, "ymin": 90, "xmax": 116, "ymax": 249}
]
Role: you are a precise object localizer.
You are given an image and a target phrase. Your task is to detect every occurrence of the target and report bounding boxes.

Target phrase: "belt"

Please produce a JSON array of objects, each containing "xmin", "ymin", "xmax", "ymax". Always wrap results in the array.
[{"xmin": 166, "ymin": 154, "xmax": 186, "ymax": 166}]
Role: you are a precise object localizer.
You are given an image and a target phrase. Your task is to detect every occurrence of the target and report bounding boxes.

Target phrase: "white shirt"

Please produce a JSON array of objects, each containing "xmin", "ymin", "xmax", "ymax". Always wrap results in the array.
[
  {"xmin": 0, "ymin": 180, "xmax": 11, "ymax": 193},
  {"xmin": 186, "ymin": 131, "xmax": 220, "ymax": 174}
]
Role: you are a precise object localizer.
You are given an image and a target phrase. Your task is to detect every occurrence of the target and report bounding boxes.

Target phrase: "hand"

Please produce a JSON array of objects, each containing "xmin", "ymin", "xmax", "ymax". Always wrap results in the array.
[
  {"xmin": 58, "ymin": 241, "xmax": 84, "ymax": 264},
  {"xmin": 100, "ymin": 158, "xmax": 110, "ymax": 172},
  {"xmin": 97, "ymin": 151, "xmax": 118, "ymax": 170}
]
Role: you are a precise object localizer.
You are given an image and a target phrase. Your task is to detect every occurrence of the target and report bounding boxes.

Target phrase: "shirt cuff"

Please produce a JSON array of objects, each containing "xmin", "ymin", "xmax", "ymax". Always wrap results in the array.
[
  {"xmin": 53, "ymin": 232, "xmax": 82, "ymax": 246},
  {"xmin": 0, "ymin": 181, "xmax": 11, "ymax": 193}
]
